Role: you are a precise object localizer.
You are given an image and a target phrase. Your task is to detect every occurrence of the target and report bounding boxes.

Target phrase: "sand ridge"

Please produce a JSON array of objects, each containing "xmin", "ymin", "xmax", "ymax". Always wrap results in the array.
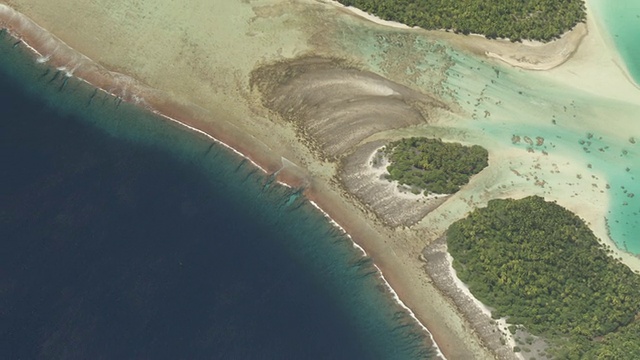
[{"xmin": 250, "ymin": 56, "xmax": 447, "ymax": 159}]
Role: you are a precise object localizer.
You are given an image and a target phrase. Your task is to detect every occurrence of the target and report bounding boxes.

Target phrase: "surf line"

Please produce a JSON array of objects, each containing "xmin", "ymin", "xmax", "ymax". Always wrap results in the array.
[
  {"xmin": 2, "ymin": 19, "xmax": 269, "ymax": 175},
  {"xmin": 308, "ymin": 200, "xmax": 447, "ymax": 360},
  {"xmin": 149, "ymin": 109, "xmax": 269, "ymax": 174}
]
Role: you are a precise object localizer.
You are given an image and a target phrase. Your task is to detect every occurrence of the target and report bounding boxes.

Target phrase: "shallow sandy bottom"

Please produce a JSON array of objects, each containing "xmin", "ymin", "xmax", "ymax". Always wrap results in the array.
[{"xmin": 3, "ymin": 0, "xmax": 640, "ymax": 358}]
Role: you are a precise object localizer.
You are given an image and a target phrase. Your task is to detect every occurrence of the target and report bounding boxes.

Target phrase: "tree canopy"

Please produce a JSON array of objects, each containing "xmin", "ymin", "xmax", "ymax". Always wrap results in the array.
[
  {"xmin": 447, "ymin": 196, "xmax": 640, "ymax": 358},
  {"xmin": 384, "ymin": 137, "xmax": 488, "ymax": 195},
  {"xmin": 338, "ymin": 0, "xmax": 586, "ymax": 42}
]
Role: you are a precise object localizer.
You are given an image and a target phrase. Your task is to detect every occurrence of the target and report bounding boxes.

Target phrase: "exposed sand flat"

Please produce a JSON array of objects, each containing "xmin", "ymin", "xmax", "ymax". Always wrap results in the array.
[
  {"xmin": 410, "ymin": 126, "xmax": 640, "ymax": 274},
  {"xmin": 542, "ymin": 0, "xmax": 640, "ymax": 102},
  {"xmin": 3, "ymin": 0, "xmax": 640, "ymax": 358},
  {"xmin": 479, "ymin": 24, "xmax": 587, "ymax": 71}
]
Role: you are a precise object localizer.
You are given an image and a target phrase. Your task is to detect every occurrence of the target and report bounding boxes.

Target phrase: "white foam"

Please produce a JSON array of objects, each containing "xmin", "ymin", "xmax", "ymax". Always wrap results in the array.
[
  {"xmin": 373, "ymin": 263, "xmax": 447, "ymax": 359},
  {"xmin": 151, "ymin": 110, "xmax": 269, "ymax": 174},
  {"xmin": 275, "ymin": 180, "xmax": 293, "ymax": 189},
  {"xmin": 1, "ymin": 8, "xmax": 269, "ymax": 176},
  {"xmin": 36, "ymin": 55, "xmax": 50, "ymax": 63}
]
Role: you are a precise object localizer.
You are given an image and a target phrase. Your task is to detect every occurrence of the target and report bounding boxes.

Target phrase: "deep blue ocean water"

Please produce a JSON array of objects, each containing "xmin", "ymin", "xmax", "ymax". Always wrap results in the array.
[{"xmin": 0, "ymin": 35, "xmax": 435, "ymax": 359}]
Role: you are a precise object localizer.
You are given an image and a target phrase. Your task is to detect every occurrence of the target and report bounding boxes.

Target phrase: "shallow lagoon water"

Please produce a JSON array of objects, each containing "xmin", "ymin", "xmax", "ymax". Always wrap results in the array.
[
  {"xmin": 590, "ymin": 0, "xmax": 640, "ymax": 87},
  {"xmin": 0, "ymin": 35, "xmax": 435, "ymax": 359},
  {"xmin": 338, "ymin": 15, "xmax": 640, "ymax": 255},
  {"xmin": 433, "ymin": 42, "xmax": 640, "ymax": 254}
]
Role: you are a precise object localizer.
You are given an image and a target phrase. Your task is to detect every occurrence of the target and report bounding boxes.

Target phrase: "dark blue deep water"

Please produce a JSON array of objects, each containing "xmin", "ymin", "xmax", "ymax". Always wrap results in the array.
[{"xmin": 0, "ymin": 35, "xmax": 435, "ymax": 359}]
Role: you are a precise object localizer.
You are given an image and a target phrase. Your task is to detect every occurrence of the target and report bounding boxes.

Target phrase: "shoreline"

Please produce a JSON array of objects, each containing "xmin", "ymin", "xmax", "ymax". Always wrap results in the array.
[
  {"xmin": 339, "ymin": 141, "xmax": 450, "ymax": 227},
  {"xmin": 303, "ymin": 181, "xmax": 488, "ymax": 359},
  {"xmin": 0, "ymin": 4, "xmax": 452, "ymax": 359},
  {"xmin": 535, "ymin": 0, "xmax": 640, "ymax": 103},
  {"xmin": 323, "ymin": 0, "xmax": 588, "ymax": 71},
  {"xmin": 583, "ymin": 0, "xmax": 640, "ymax": 89}
]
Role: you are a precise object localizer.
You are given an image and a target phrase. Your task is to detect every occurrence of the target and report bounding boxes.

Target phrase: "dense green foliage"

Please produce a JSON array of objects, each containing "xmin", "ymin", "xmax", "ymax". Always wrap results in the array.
[
  {"xmin": 384, "ymin": 137, "xmax": 488, "ymax": 195},
  {"xmin": 448, "ymin": 196, "xmax": 640, "ymax": 358},
  {"xmin": 549, "ymin": 320, "xmax": 640, "ymax": 359},
  {"xmin": 338, "ymin": 0, "xmax": 586, "ymax": 42},
  {"xmin": 582, "ymin": 321, "xmax": 640, "ymax": 359}
]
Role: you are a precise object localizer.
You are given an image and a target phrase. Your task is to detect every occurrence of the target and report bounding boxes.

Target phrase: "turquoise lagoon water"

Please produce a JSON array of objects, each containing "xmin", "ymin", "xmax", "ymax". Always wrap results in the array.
[
  {"xmin": 566, "ymin": 0, "xmax": 640, "ymax": 251},
  {"xmin": 329, "ymin": 0, "xmax": 640, "ymax": 255},
  {"xmin": 343, "ymin": 18, "xmax": 640, "ymax": 255},
  {"xmin": 435, "ymin": 42, "xmax": 640, "ymax": 254},
  {"xmin": 590, "ymin": 0, "xmax": 640, "ymax": 86}
]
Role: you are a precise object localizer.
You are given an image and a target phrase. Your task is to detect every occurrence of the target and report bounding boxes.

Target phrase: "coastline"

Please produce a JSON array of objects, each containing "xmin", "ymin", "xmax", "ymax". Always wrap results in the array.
[
  {"xmin": 539, "ymin": 0, "xmax": 640, "ymax": 102},
  {"xmin": 304, "ymin": 182, "xmax": 489, "ymax": 359},
  {"xmin": 5, "ymin": 0, "xmax": 640, "ymax": 359},
  {"xmin": 0, "ymin": 3, "xmax": 286, "ymax": 176},
  {"xmin": 582, "ymin": 0, "xmax": 640, "ymax": 89},
  {"xmin": 0, "ymin": 4, "xmax": 463, "ymax": 359},
  {"xmin": 339, "ymin": 141, "xmax": 449, "ymax": 227}
]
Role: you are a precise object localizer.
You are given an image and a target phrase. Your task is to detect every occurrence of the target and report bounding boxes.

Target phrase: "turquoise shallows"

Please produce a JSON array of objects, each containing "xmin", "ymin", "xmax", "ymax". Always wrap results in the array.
[{"xmin": 591, "ymin": 0, "xmax": 640, "ymax": 86}]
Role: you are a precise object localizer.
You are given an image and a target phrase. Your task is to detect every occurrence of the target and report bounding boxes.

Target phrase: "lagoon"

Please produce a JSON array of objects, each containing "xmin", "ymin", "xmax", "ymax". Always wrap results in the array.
[{"xmin": 590, "ymin": 0, "xmax": 640, "ymax": 87}]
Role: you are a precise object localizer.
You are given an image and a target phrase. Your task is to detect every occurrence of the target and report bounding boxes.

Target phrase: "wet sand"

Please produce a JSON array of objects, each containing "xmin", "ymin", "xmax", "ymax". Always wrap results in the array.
[{"xmin": 3, "ymin": 0, "xmax": 640, "ymax": 359}]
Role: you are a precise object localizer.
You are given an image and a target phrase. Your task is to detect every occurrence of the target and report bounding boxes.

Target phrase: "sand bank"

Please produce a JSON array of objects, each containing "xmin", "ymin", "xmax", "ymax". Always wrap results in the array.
[
  {"xmin": 542, "ymin": 0, "xmax": 640, "ymax": 101},
  {"xmin": 422, "ymin": 238, "xmax": 525, "ymax": 360},
  {"xmin": 302, "ymin": 0, "xmax": 640, "ymax": 356}
]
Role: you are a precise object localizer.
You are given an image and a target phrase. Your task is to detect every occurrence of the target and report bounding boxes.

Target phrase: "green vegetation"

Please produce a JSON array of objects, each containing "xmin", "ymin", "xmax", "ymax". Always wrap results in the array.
[
  {"xmin": 383, "ymin": 137, "xmax": 488, "ymax": 195},
  {"xmin": 448, "ymin": 196, "xmax": 640, "ymax": 358},
  {"xmin": 581, "ymin": 321, "xmax": 640, "ymax": 359},
  {"xmin": 338, "ymin": 0, "xmax": 586, "ymax": 42}
]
